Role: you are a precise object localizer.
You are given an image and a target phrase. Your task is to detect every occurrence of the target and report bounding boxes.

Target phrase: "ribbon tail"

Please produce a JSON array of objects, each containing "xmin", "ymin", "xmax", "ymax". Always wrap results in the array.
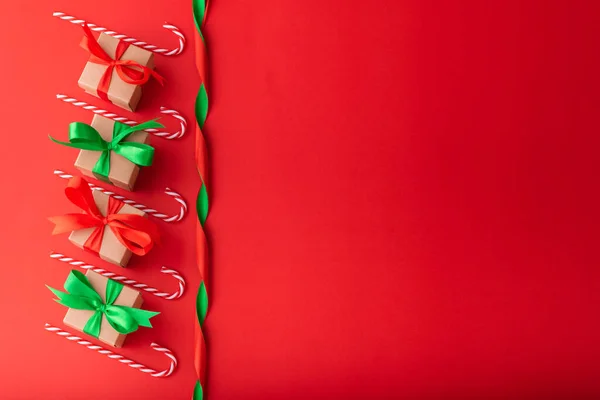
[
  {"xmin": 112, "ymin": 119, "xmax": 165, "ymax": 144},
  {"xmin": 47, "ymin": 284, "xmax": 98, "ymax": 311},
  {"xmin": 48, "ymin": 214, "xmax": 101, "ymax": 235},
  {"xmin": 47, "ymin": 286, "xmax": 69, "ymax": 302},
  {"xmin": 151, "ymin": 70, "xmax": 166, "ymax": 86},
  {"xmin": 49, "ymin": 135, "xmax": 105, "ymax": 151},
  {"xmin": 122, "ymin": 307, "xmax": 160, "ymax": 328}
]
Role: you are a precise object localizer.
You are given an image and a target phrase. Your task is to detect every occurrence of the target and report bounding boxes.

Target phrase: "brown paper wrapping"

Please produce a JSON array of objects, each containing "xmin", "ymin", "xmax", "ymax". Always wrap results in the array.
[
  {"xmin": 74, "ymin": 114, "xmax": 150, "ymax": 191},
  {"xmin": 78, "ymin": 32, "xmax": 155, "ymax": 111},
  {"xmin": 69, "ymin": 189, "xmax": 146, "ymax": 267},
  {"xmin": 63, "ymin": 270, "xmax": 143, "ymax": 348}
]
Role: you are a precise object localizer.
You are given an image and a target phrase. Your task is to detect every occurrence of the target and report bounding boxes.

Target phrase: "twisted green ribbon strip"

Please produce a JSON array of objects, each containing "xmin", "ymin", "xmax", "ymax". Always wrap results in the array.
[
  {"xmin": 49, "ymin": 119, "xmax": 163, "ymax": 180},
  {"xmin": 47, "ymin": 270, "xmax": 159, "ymax": 338},
  {"xmin": 193, "ymin": 0, "xmax": 210, "ymax": 398}
]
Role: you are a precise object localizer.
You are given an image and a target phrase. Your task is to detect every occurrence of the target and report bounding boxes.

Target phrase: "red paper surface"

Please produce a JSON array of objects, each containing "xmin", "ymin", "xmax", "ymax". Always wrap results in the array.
[{"xmin": 1, "ymin": 1, "xmax": 600, "ymax": 399}]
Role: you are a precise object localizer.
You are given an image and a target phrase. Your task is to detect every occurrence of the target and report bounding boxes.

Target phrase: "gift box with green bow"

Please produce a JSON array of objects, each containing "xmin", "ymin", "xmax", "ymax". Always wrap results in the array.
[
  {"xmin": 50, "ymin": 114, "xmax": 163, "ymax": 191},
  {"xmin": 47, "ymin": 269, "xmax": 159, "ymax": 347}
]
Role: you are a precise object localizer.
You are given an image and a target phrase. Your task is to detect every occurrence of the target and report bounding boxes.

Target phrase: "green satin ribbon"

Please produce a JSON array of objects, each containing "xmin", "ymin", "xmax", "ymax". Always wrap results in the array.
[
  {"xmin": 49, "ymin": 119, "xmax": 163, "ymax": 181},
  {"xmin": 47, "ymin": 270, "xmax": 159, "ymax": 338}
]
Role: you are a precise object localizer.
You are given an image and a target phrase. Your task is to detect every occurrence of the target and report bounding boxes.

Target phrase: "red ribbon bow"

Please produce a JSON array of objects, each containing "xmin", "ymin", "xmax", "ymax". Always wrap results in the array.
[
  {"xmin": 49, "ymin": 177, "xmax": 160, "ymax": 256},
  {"xmin": 81, "ymin": 24, "xmax": 165, "ymax": 103}
]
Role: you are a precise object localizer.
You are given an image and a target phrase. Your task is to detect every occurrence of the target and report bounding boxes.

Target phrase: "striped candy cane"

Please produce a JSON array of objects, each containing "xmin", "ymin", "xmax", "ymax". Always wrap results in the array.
[
  {"xmin": 53, "ymin": 170, "xmax": 187, "ymax": 223},
  {"xmin": 56, "ymin": 94, "xmax": 187, "ymax": 139},
  {"xmin": 50, "ymin": 252, "xmax": 185, "ymax": 300},
  {"xmin": 52, "ymin": 11, "xmax": 185, "ymax": 56},
  {"xmin": 44, "ymin": 324, "xmax": 177, "ymax": 377}
]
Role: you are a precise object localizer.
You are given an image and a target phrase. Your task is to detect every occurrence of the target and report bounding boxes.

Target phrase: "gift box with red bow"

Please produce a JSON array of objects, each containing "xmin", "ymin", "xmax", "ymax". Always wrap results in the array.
[
  {"xmin": 78, "ymin": 25, "xmax": 164, "ymax": 111},
  {"xmin": 49, "ymin": 177, "xmax": 161, "ymax": 267}
]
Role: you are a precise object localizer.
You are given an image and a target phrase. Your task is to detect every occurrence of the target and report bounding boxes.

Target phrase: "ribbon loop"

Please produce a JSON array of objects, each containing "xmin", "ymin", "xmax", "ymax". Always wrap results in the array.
[{"xmin": 47, "ymin": 270, "xmax": 160, "ymax": 338}]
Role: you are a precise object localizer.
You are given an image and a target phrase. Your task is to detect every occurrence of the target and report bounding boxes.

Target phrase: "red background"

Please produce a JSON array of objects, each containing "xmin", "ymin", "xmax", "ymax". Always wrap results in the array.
[{"xmin": 1, "ymin": 0, "xmax": 599, "ymax": 399}]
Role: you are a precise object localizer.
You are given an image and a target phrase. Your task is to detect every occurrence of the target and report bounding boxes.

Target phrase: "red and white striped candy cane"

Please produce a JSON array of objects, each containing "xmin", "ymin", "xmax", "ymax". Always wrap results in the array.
[
  {"xmin": 53, "ymin": 170, "xmax": 187, "ymax": 223},
  {"xmin": 50, "ymin": 252, "xmax": 185, "ymax": 300},
  {"xmin": 56, "ymin": 94, "xmax": 187, "ymax": 140},
  {"xmin": 44, "ymin": 324, "xmax": 177, "ymax": 377},
  {"xmin": 52, "ymin": 11, "xmax": 185, "ymax": 56}
]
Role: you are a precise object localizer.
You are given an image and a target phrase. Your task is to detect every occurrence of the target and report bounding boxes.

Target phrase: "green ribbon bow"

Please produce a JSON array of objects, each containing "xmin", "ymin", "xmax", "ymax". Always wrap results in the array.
[
  {"xmin": 49, "ymin": 119, "xmax": 163, "ymax": 181},
  {"xmin": 47, "ymin": 270, "xmax": 159, "ymax": 338}
]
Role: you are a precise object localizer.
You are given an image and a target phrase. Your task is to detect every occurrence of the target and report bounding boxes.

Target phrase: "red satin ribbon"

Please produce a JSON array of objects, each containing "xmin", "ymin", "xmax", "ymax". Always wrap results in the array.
[
  {"xmin": 81, "ymin": 24, "xmax": 165, "ymax": 103},
  {"xmin": 49, "ymin": 177, "xmax": 160, "ymax": 256}
]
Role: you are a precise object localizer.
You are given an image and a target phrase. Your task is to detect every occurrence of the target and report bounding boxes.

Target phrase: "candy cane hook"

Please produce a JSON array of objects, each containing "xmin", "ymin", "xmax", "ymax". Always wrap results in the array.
[
  {"xmin": 52, "ymin": 11, "xmax": 185, "ymax": 56},
  {"xmin": 44, "ymin": 324, "xmax": 177, "ymax": 377},
  {"xmin": 56, "ymin": 94, "xmax": 187, "ymax": 139},
  {"xmin": 53, "ymin": 170, "xmax": 187, "ymax": 223},
  {"xmin": 50, "ymin": 252, "xmax": 185, "ymax": 300}
]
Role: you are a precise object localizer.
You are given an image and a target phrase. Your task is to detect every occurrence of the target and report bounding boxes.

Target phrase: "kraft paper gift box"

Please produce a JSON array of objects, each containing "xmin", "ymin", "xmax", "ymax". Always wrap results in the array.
[
  {"xmin": 78, "ymin": 25, "xmax": 162, "ymax": 111},
  {"xmin": 49, "ymin": 177, "xmax": 160, "ymax": 268},
  {"xmin": 48, "ymin": 270, "xmax": 159, "ymax": 348},
  {"xmin": 49, "ymin": 114, "xmax": 163, "ymax": 192},
  {"xmin": 75, "ymin": 114, "xmax": 151, "ymax": 191},
  {"xmin": 69, "ymin": 189, "xmax": 147, "ymax": 267}
]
